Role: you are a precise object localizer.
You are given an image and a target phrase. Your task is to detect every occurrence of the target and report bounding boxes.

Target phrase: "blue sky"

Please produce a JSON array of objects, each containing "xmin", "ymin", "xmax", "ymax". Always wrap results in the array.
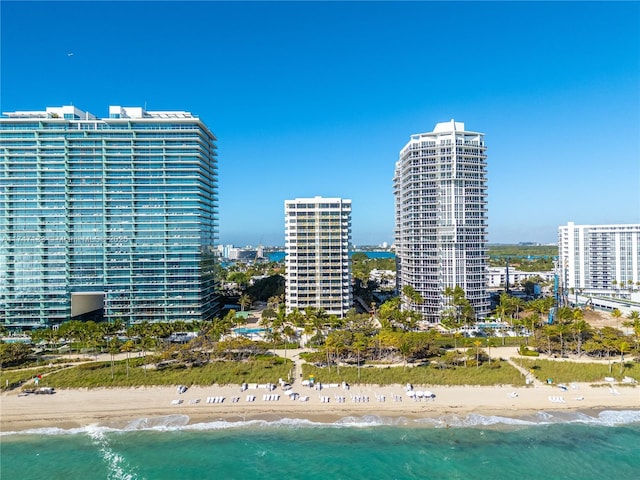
[{"xmin": 2, "ymin": 1, "xmax": 639, "ymax": 247}]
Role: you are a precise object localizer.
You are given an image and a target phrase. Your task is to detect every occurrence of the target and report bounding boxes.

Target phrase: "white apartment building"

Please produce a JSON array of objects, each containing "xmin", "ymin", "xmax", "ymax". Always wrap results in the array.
[
  {"xmin": 394, "ymin": 120, "xmax": 489, "ymax": 324},
  {"xmin": 558, "ymin": 222, "xmax": 640, "ymax": 300},
  {"xmin": 487, "ymin": 267, "xmax": 554, "ymax": 289},
  {"xmin": 284, "ymin": 197, "xmax": 352, "ymax": 317}
]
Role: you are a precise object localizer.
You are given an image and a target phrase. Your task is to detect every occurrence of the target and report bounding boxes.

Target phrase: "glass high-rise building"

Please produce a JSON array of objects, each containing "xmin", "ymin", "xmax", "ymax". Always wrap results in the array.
[
  {"xmin": 284, "ymin": 197, "xmax": 352, "ymax": 317},
  {"xmin": 0, "ymin": 105, "xmax": 219, "ymax": 329},
  {"xmin": 393, "ymin": 120, "xmax": 489, "ymax": 324}
]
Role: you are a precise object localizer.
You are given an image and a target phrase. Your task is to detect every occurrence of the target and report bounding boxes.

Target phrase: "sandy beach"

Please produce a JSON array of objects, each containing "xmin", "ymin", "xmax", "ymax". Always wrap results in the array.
[{"xmin": 2, "ymin": 381, "xmax": 638, "ymax": 432}]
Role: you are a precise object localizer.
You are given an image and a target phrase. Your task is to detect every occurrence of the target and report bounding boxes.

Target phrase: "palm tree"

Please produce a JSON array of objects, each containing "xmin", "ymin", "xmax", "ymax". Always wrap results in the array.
[
  {"xmin": 474, "ymin": 339, "xmax": 482, "ymax": 369},
  {"xmin": 618, "ymin": 341, "xmax": 629, "ymax": 374},
  {"xmin": 108, "ymin": 337, "xmax": 120, "ymax": 380},
  {"xmin": 120, "ymin": 340, "xmax": 136, "ymax": 379},
  {"xmin": 555, "ymin": 323, "xmax": 571, "ymax": 357},
  {"xmin": 397, "ymin": 336, "xmax": 413, "ymax": 370},
  {"xmin": 486, "ymin": 338, "xmax": 495, "ymax": 366},
  {"xmin": 571, "ymin": 318, "xmax": 590, "ymax": 357},
  {"xmin": 352, "ymin": 333, "xmax": 368, "ymax": 381},
  {"xmin": 611, "ymin": 308, "xmax": 622, "ymax": 328},
  {"xmin": 239, "ymin": 294, "xmax": 252, "ymax": 312}
]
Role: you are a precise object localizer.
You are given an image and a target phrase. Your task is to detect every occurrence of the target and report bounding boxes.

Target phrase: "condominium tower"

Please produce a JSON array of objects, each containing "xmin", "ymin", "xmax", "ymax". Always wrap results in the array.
[
  {"xmin": 0, "ymin": 105, "xmax": 219, "ymax": 329},
  {"xmin": 558, "ymin": 222, "xmax": 640, "ymax": 298},
  {"xmin": 284, "ymin": 197, "xmax": 352, "ymax": 317},
  {"xmin": 393, "ymin": 120, "xmax": 489, "ymax": 324}
]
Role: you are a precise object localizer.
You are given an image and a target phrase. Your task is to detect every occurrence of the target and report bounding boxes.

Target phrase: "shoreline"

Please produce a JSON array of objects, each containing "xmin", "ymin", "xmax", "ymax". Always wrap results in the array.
[{"xmin": 2, "ymin": 383, "xmax": 638, "ymax": 433}]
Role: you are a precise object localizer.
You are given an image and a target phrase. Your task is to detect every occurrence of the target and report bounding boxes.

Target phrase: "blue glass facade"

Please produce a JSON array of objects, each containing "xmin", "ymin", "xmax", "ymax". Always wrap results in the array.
[{"xmin": 0, "ymin": 106, "xmax": 219, "ymax": 328}]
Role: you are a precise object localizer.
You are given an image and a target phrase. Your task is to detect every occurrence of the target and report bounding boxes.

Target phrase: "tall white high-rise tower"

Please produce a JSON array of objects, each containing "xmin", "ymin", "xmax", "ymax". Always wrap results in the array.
[
  {"xmin": 284, "ymin": 197, "xmax": 352, "ymax": 317},
  {"xmin": 393, "ymin": 120, "xmax": 488, "ymax": 324}
]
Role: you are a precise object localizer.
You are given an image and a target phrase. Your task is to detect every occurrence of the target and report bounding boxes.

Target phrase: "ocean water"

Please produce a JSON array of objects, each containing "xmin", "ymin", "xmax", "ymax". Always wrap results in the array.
[{"xmin": 3, "ymin": 411, "xmax": 639, "ymax": 480}]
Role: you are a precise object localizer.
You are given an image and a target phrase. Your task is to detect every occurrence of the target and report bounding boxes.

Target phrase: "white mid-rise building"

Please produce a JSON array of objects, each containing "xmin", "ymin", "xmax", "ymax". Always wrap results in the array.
[
  {"xmin": 284, "ymin": 197, "xmax": 352, "ymax": 317},
  {"xmin": 558, "ymin": 222, "xmax": 640, "ymax": 299},
  {"xmin": 487, "ymin": 267, "xmax": 554, "ymax": 289},
  {"xmin": 394, "ymin": 120, "xmax": 489, "ymax": 324}
]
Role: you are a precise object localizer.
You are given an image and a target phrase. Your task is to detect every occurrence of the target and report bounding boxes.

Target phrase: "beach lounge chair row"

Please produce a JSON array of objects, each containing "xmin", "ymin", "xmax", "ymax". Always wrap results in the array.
[
  {"xmin": 171, "ymin": 399, "xmax": 183, "ymax": 405},
  {"xmin": 246, "ymin": 395, "xmax": 256, "ymax": 402},
  {"xmin": 206, "ymin": 396, "xmax": 225, "ymax": 404},
  {"xmin": 392, "ymin": 394, "xmax": 403, "ymax": 402},
  {"xmin": 548, "ymin": 396, "xmax": 565, "ymax": 403},
  {"xmin": 351, "ymin": 395, "xmax": 369, "ymax": 403},
  {"xmin": 320, "ymin": 396, "xmax": 331, "ymax": 403},
  {"xmin": 262, "ymin": 394, "xmax": 280, "ymax": 401}
]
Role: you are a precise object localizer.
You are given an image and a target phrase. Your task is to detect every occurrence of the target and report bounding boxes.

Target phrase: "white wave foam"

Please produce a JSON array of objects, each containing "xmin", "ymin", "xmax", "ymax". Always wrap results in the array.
[
  {"xmin": 3, "ymin": 410, "xmax": 639, "ymax": 436},
  {"xmin": 334, "ymin": 415, "xmax": 411, "ymax": 427},
  {"xmin": 596, "ymin": 410, "xmax": 640, "ymax": 426},
  {"xmin": 87, "ymin": 426, "xmax": 140, "ymax": 480},
  {"xmin": 414, "ymin": 410, "xmax": 640, "ymax": 428},
  {"xmin": 123, "ymin": 414, "xmax": 190, "ymax": 431},
  {"xmin": 415, "ymin": 413, "xmax": 538, "ymax": 428}
]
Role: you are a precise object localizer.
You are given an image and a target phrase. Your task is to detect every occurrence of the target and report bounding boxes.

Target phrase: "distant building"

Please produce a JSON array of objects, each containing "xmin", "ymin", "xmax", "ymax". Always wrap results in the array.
[
  {"xmin": 369, "ymin": 269, "xmax": 396, "ymax": 290},
  {"xmin": 0, "ymin": 105, "xmax": 219, "ymax": 328},
  {"xmin": 393, "ymin": 120, "xmax": 489, "ymax": 324},
  {"xmin": 284, "ymin": 196, "xmax": 352, "ymax": 317},
  {"xmin": 487, "ymin": 267, "xmax": 554, "ymax": 289},
  {"xmin": 558, "ymin": 222, "xmax": 640, "ymax": 300},
  {"xmin": 227, "ymin": 247, "xmax": 258, "ymax": 262}
]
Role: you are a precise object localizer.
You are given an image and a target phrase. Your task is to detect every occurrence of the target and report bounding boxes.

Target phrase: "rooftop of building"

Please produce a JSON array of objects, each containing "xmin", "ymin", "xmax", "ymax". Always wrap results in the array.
[{"xmin": 2, "ymin": 105, "xmax": 200, "ymax": 120}]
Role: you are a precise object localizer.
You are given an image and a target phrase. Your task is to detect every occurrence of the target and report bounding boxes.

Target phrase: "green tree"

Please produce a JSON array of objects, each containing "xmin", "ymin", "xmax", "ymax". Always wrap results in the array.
[
  {"xmin": 474, "ymin": 339, "xmax": 482, "ymax": 369},
  {"xmin": 239, "ymin": 294, "xmax": 252, "ymax": 312},
  {"xmin": 619, "ymin": 340, "xmax": 630, "ymax": 374},
  {"xmin": 120, "ymin": 340, "xmax": 136, "ymax": 379},
  {"xmin": 611, "ymin": 308, "xmax": 622, "ymax": 328},
  {"xmin": 352, "ymin": 333, "xmax": 368, "ymax": 381},
  {"xmin": 0, "ymin": 342, "xmax": 32, "ymax": 368}
]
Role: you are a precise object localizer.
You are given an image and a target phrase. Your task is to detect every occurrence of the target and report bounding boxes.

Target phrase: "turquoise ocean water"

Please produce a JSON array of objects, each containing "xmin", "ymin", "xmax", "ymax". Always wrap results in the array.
[{"xmin": 3, "ymin": 411, "xmax": 639, "ymax": 480}]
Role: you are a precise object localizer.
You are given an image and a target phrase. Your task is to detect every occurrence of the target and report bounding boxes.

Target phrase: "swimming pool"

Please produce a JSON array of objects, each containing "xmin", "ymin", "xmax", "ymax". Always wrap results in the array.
[{"xmin": 233, "ymin": 327, "xmax": 268, "ymax": 336}]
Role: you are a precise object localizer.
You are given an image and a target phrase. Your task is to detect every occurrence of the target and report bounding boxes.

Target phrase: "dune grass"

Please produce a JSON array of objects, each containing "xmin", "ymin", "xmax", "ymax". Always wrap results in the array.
[
  {"xmin": 520, "ymin": 358, "xmax": 640, "ymax": 384},
  {"xmin": 1, "ymin": 366, "xmax": 60, "ymax": 391},
  {"xmin": 38, "ymin": 356, "xmax": 293, "ymax": 389},
  {"xmin": 302, "ymin": 360, "xmax": 525, "ymax": 386}
]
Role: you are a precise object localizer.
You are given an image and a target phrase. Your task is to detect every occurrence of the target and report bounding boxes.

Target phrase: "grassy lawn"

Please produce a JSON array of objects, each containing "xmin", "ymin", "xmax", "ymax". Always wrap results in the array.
[
  {"xmin": 302, "ymin": 360, "xmax": 525, "ymax": 386},
  {"xmin": 1, "ymin": 366, "xmax": 60, "ymax": 390},
  {"xmin": 520, "ymin": 358, "xmax": 640, "ymax": 384},
  {"xmin": 37, "ymin": 356, "xmax": 294, "ymax": 389}
]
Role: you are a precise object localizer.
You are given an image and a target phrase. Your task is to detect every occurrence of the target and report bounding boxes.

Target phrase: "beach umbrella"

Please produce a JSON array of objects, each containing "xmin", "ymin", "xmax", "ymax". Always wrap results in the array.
[{"xmin": 406, "ymin": 390, "xmax": 415, "ymax": 397}]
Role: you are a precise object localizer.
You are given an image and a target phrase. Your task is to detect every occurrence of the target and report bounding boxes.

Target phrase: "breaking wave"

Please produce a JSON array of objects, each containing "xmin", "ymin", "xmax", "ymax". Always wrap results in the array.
[{"xmin": 3, "ymin": 410, "xmax": 639, "ymax": 436}]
